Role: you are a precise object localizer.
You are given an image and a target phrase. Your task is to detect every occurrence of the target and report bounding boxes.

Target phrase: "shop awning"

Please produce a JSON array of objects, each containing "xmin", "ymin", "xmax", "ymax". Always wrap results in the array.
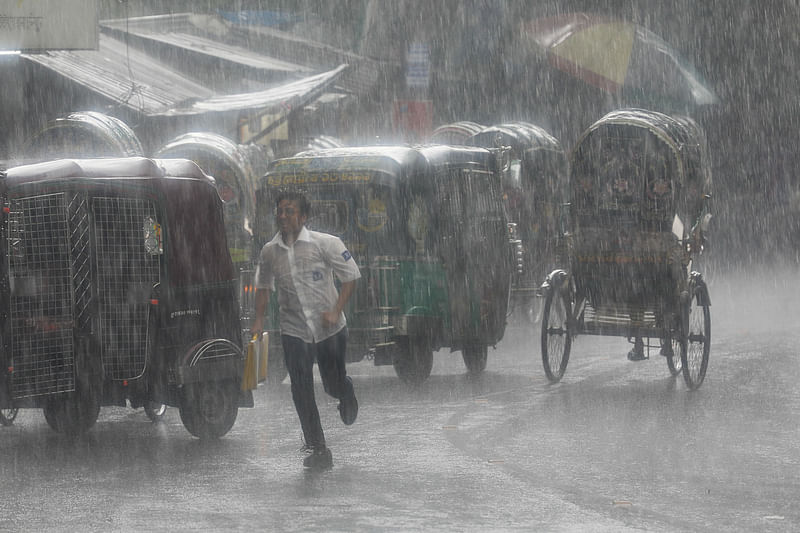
[{"xmin": 22, "ymin": 34, "xmax": 348, "ymax": 117}]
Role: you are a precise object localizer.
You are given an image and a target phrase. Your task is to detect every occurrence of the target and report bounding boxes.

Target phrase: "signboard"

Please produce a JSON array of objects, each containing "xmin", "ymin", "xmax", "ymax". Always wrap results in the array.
[
  {"xmin": 238, "ymin": 111, "xmax": 288, "ymax": 146},
  {"xmin": 0, "ymin": 0, "xmax": 98, "ymax": 51},
  {"xmin": 405, "ymin": 42, "xmax": 430, "ymax": 90}
]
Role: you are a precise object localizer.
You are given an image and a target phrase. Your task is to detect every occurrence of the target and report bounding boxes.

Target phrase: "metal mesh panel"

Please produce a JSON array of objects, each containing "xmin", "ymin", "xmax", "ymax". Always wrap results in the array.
[
  {"xmin": 7, "ymin": 193, "xmax": 76, "ymax": 398},
  {"xmin": 584, "ymin": 302, "xmax": 658, "ymax": 329},
  {"xmin": 92, "ymin": 197, "xmax": 160, "ymax": 380}
]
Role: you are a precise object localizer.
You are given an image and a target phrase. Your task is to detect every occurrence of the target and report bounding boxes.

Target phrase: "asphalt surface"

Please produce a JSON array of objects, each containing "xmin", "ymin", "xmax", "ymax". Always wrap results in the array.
[{"xmin": 1, "ymin": 265, "xmax": 798, "ymax": 532}]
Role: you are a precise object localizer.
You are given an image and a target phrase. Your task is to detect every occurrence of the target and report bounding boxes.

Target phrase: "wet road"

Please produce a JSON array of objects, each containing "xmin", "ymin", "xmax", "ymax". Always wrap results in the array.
[{"xmin": 1, "ymin": 266, "xmax": 799, "ymax": 532}]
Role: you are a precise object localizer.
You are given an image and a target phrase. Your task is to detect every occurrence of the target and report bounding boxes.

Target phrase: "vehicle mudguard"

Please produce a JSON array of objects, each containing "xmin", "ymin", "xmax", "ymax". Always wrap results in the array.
[
  {"xmin": 176, "ymin": 338, "xmax": 243, "ymax": 385},
  {"xmin": 540, "ymin": 269, "xmax": 569, "ymax": 294},
  {"xmin": 689, "ymin": 271, "xmax": 711, "ymax": 307},
  {"xmin": 176, "ymin": 338, "xmax": 253, "ymax": 407}
]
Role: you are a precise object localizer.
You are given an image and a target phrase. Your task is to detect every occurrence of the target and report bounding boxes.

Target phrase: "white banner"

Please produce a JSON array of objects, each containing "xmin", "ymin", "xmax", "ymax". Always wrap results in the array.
[{"xmin": 0, "ymin": 0, "xmax": 97, "ymax": 51}]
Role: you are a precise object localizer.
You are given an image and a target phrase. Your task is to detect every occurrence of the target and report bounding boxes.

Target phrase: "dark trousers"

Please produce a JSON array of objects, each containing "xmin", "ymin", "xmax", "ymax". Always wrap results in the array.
[{"xmin": 281, "ymin": 328, "xmax": 352, "ymax": 449}]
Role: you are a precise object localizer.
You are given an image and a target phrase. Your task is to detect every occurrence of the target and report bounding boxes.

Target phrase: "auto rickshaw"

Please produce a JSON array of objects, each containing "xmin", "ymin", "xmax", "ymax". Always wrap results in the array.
[
  {"xmin": 467, "ymin": 122, "xmax": 568, "ymax": 322},
  {"xmin": 540, "ymin": 109, "xmax": 712, "ymax": 389},
  {"xmin": 154, "ymin": 133, "xmax": 280, "ymax": 383},
  {"xmin": 0, "ymin": 157, "xmax": 251, "ymax": 437},
  {"xmin": 18, "ymin": 112, "xmax": 170, "ymax": 423},
  {"xmin": 255, "ymin": 145, "xmax": 514, "ymax": 385}
]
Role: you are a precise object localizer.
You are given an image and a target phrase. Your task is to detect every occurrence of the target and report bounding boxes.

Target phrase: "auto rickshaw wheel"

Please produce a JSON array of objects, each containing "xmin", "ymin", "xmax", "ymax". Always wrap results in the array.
[
  {"xmin": 42, "ymin": 390, "xmax": 100, "ymax": 435},
  {"xmin": 540, "ymin": 286, "xmax": 572, "ymax": 383},
  {"xmin": 393, "ymin": 336, "xmax": 433, "ymax": 386},
  {"xmin": 145, "ymin": 402, "xmax": 167, "ymax": 422},
  {"xmin": 680, "ymin": 288, "xmax": 711, "ymax": 390},
  {"xmin": 0, "ymin": 407, "xmax": 19, "ymax": 426},
  {"xmin": 462, "ymin": 344, "xmax": 488, "ymax": 375},
  {"xmin": 179, "ymin": 378, "xmax": 239, "ymax": 439}
]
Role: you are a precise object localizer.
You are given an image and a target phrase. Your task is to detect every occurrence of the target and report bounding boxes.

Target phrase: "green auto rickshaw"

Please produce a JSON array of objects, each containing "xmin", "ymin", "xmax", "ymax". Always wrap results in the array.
[{"xmin": 254, "ymin": 145, "xmax": 515, "ymax": 385}]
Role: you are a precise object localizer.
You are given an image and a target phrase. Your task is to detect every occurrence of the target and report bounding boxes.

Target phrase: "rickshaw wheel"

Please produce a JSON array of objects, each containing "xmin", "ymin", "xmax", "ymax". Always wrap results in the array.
[
  {"xmin": 462, "ymin": 344, "xmax": 488, "ymax": 375},
  {"xmin": 681, "ymin": 290, "xmax": 711, "ymax": 390},
  {"xmin": 540, "ymin": 287, "xmax": 572, "ymax": 383},
  {"xmin": 43, "ymin": 391, "xmax": 100, "ymax": 435},
  {"xmin": 145, "ymin": 402, "xmax": 167, "ymax": 422},
  {"xmin": 665, "ymin": 336, "xmax": 683, "ymax": 376},
  {"xmin": 393, "ymin": 336, "xmax": 433, "ymax": 386},
  {"xmin": 179, "ymin": 378, "xmax": 239, "ymax": 439},
  {"xmin": 0, "ymin": 407, "xmax": 19, "ymax": 426}
]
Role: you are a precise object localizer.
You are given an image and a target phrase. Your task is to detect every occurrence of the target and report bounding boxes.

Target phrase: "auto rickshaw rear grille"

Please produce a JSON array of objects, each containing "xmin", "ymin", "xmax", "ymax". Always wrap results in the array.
[
  {"xmin": 69, "ymin": 194, "xmax": 93, "ymax": 331},
  {"xmin": 7, "ymin": 193, "xmax": 77, "ymax": 398},
  {"xmin": 92, "ymin": 197, "xmax": 160, "ymax": 380}
]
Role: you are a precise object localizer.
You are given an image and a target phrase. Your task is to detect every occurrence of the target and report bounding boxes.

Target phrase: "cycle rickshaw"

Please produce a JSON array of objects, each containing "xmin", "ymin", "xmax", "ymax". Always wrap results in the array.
[
  {"xmin": 540, "ymin": 109, "xmax": 712, "ymax": 389},
  {"xmin": 21, "ymin": 111, "xmax": 144, "ymax": 162}
]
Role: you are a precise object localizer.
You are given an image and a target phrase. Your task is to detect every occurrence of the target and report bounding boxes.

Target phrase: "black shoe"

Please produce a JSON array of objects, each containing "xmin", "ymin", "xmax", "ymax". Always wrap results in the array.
[
  {"xmin": 338, "ymin": 377, "xmax": 358, "ymax": 426},
  {"xmin": 303, "ymin": 447, "xmax": 333, "ymax": 470},
  {"xmin": 627, "ymin": 349, "xmax": 647, "ymax": 361},
  {"xmin": 627, "ymin": 339, "xmax": 647, "ymax": 361}
]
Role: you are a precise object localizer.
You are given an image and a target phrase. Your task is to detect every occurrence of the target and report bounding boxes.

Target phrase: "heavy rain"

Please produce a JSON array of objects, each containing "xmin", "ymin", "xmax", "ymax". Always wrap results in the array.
[{"xmin": 0, "ymin": 1, "xmax": 799, "ymax": 531}]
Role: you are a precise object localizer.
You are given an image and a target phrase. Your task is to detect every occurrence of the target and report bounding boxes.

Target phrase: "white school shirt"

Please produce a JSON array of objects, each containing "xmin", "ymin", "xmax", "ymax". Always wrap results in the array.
[{"xmin": 255, "ymin": 226, "xmax": 361, "ymax": 343}]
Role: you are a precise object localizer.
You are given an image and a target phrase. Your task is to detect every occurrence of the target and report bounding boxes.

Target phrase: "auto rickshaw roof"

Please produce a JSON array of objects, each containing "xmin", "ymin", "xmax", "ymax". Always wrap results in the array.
[
  {"xmin": 415, "ymin": 144, "xmax": 498, "ymax": 170},
  {"xmin": 264, "ymin": 144, "xmax": 498, "ymax": 188},
  {"xmin": 270, "ymin": 146, "xmax": 423, "ymax": 176},
  {"xmin": 157, "ymin": 132, "xmax": 251, "ymax": 170},
  {"xmin": 3, "ymin": 157, "xmax": 215, "ymax": 187},
  {"xmin": 468, "ymin": 122, "xmax": 564, "ymax": 154},
  {"xmin": 155, "ymin": 132, "xmax": 263, "ymax": 188}
]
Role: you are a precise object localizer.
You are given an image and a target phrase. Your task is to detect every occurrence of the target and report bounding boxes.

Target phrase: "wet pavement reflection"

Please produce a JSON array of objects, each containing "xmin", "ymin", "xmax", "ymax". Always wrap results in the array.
[{"xmin": 1, "ymin": 267, "xmax": 799, "ymax": 532}]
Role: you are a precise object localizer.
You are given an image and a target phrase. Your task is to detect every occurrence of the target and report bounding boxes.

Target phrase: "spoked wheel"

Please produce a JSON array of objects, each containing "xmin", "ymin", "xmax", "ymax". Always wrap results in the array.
[
  {"xmin": 663, "ymin": 336, "xmax": 683, "ymax": 376},
  {"xmin": 394, "ymin": 336, "xmax": 433, "ymax": 386},
  {"xmin": 144, "ymin": 402, "xmax": 167, "ymax": 422},
  {"xmin": 179, "ymin": 378, "xmax": 239, "ymax": 439},
  {"xmin": 0, "ymin": 407, "xmax": 19, "ymax": 426},
  {"xmin": 540, "ymin": 287, "xmax": 572, "ymax": 383},
  {"xmin": 462, "ymin": 343, "xmax": 488, "ymax": 376},
  {"xmin": 681, "ymin": 285, "xmax": 711, "ymax": 390}
]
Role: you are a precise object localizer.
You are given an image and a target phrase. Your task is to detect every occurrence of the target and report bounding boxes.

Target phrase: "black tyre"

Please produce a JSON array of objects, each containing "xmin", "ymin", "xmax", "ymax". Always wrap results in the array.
[
  {"xmin": 144, "ymin": 402, "xmax": 167, "ymax": 422},
  {"xmin": 179, "ymin": 378, "xmax": 239, "ymax": 439},
  {"xmin": 664, "ymin": 336, "xmax": 683, "ymax": 376},
  {"xmin": 681, "ymin": 289, "xmax": 711, "ymax": 390},
  {"xmin": 541, "ymin": 287, "xmax": 572, "ymax": 383},
  {"xmin": 43, "ymin": 391, "xmax": 100, "ymax": 435},
  {"xmin": 462, "ymin": 344, "xmax": 488, "ymax": 375},
  {"xmin": 394, "ymin": 336, "xmax": 433, "ymax": 386},
  {"xmin": 0, "ymin": 407, "xmax": 19, "ymax": 426}
]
